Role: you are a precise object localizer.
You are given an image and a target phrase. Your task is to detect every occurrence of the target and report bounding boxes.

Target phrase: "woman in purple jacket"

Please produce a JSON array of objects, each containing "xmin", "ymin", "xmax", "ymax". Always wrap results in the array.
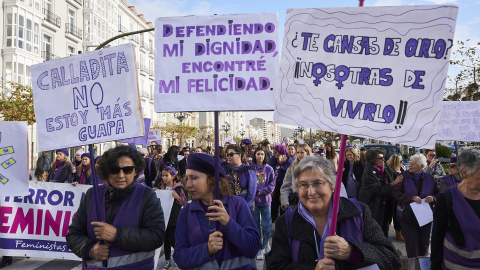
[
  {"xmin": 174, "ymin": 153, "xmax": 261, "ymax": 269},
  {"xmin": 251, "ymin": 148, "xmax": 275, "ymax": 260}
]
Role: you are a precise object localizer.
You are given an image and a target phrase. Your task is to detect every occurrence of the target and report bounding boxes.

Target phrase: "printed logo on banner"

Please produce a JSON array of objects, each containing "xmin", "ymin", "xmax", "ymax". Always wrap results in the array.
[
  {"xmin": 437, "ymin": 101, "xmax": 480, "ymax": 141},
  {"xmin": 0, "ymin": 122, "xmax": 29, "ymax": 197},
  {"xmin": 155, "ymin": 13, "xmax": 279, "ymax": 112},
  {"xmin": 31, "ymin": 43, "xmax": 144, "ymax": 151},
  {"xmin": 274, "ymin": 5, "xmax": 458, "ymax": 148}
]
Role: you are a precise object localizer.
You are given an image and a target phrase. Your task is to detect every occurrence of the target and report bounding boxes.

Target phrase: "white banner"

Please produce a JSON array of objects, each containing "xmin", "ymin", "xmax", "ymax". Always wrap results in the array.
[
  {"xmin": 147, "ymin": 129, "xmax": 162, "ymax": 145},
  {"xmin": 155, "ymin": 13, "xmax": 279, "ymax": 112},
  {"xmin": 31, "ymin": 43, "xmax": 144, "ymax": 151},
  {"xmin": 0, "ymin": 182, "xmax": 174, "ymax": 260},
  {"xmin": 437, "ymin": 101, "xmax": 480, "ymax": 141},
  {"xmin": 274, "ymin": 5, "xmax": 458, "ymax": 148},
  {"xmin": 0, "ymin": 121, "xmax": 29, "ymax": 197}
]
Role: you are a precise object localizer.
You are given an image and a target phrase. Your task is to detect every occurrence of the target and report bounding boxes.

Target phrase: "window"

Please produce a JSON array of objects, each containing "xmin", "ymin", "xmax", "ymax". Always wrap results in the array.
[
  {"xmin": 34, "ymin": 23, "xmax": 39, "ymax": 54},
  {"xmin": 18, "ymin": 15, "xmax": 24, "ymax": 49},
  {"xmin": 6, "ymin": 13, "xmax": 14, "ymax": 47},
  {"xmin": 67, "ymin": 46, "xmax": 75, "ymax": 56},
  {"xmin": 26, "ymin": 19, "xmax": 32, "ymax": 52},
  {"xmin": 118, "ymin": 15, "xmax": 122, "ymax": 31},
  {"xmin": 18, "ymin": 63, "xmax": 25, "ymax": 84},
  {"xmin": 5, "ymin": 62, "xmax": 13, "ymax": 82},
  {"xmin": 68, "ymin": 8, "xmax": 75, "ymax": 26},
  {"xmin": 43, "ymin": 34, "xmax": 52, "ymax": 60},
  {"xmin": 44, "ymin": 0, "xmax": 52, "ymax": 12}
]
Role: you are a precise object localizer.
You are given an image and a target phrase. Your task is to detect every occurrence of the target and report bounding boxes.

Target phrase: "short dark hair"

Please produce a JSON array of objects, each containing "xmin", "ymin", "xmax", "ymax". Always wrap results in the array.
[
  {"xmin": 252, "ymin": 148, "xmax": 267, "ymax": 165},
  {"xmin": 96, "ymin": 145, "xmax": 145, "ymax": 180},
  {"xmin": 366, "ymin": 148, "xmax": 385, "ymax": 166},
  {"xmin": 225, "ymin": 144, "xmax": 247, "ymax": 163},
  {"xmin": 261, "ymin": 140, "xmax": 270, "ymax": 147}
]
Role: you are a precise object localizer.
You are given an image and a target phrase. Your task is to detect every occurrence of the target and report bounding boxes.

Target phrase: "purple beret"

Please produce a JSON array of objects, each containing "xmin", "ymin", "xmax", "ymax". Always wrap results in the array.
[
  {"xmin": 241, "ymin": 139, "xmax": 252, "ymax": 145},
  {"xmin": 81, "ymin": 153, "xmax": 91, "ymax": 160},
  {"xmin": 163, "ymin": 165, "xmax": 177, "ymax": 176},
  {"xmin": 183, "ymin": 146, "xmax": 190, "ymax": 151},
  {"xmin": 56, "ymin": 149, "xmax": 69, "ymax": 157},
  {"xmin": 186, "ymin": 153, "xmax": 226, "ymax": 177},
  {"xmin": 274, "ymin": 145, "xmax": 288, "ymax": 155},
  {"xmin": 450, "ymin": 157, "xmax": 457, "ymax": 163}
]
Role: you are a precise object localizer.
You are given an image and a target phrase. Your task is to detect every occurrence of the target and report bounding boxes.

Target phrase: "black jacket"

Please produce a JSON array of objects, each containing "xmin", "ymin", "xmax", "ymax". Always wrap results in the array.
[
  {"xmin": 178, "ymin": 158, "xmax": 187, "ymax": 179},
  {"xmin": 144, "ymin": 157, "xmax": 157, "ymax": 188},
  {"xmin": 342, "ymin": 161, "xmax": 365, "ymax": 198},
  {"xmin": 34, "ymin": 155, "xmax": 50, "ymax": 176},
  {"xmin": 266, "ymin": 198, "xmax": 401, "ymax": 269},
  {"xmin": 66, "ymin": 183, "xmax": 166, "ymax": 261},
  {"xmin": 47, "ymin": 162, "xmax": 71, "ymax": 183},
  {"xmin": 358, "ymin": 165, "xmax": 396, "ymax": 227}
]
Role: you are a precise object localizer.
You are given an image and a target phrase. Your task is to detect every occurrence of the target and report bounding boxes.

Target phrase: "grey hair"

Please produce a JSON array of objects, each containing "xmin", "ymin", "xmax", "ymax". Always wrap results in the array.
[
  {"xmin": 457, "ymin": 149, "xmax": 480, "ymax": 179},
  {"xmin": 410, "ymin": 154, "xmax": 427, "ymax": 169},
  {"xmin": 292, "ymin": 155, "xmax": 336, "ymax": 193}
]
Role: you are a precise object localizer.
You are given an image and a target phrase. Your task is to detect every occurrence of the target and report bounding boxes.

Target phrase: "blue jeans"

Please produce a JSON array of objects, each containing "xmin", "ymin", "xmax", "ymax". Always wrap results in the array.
[{"xmin": 252, "ymin": 205, "xmax": 272, "ymax": 250}]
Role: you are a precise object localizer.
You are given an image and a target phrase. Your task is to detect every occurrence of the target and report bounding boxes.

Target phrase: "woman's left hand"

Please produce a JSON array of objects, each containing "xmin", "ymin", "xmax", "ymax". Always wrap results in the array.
[
  {"xmin": 324, "ymin": 235, "xmax": 352, "ymax": 260},
  {"xmin": 425, "ymin": 196, "xmax": 435, "ymax": 203},
  {"xmin": 205, "ymin": 200, "xmax": 230, "ymax": 226},
  {"xmin": 91, "ymin": 221, "xmax": 117, "ymax": 242}
]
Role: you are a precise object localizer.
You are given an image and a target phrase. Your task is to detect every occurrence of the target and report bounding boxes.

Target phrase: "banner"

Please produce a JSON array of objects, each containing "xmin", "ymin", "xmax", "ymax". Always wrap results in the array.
[
  {"xmin": 0, "ymin": 182, "xmax": 174, "ymax": 260},
  {"xmin": 274, "ymin": 5, "xmax": 458, "ymax": 148},
  {"xmin": 0, "ymin": 122, "xmax": 29, "ymax": 197},
  {"xmin": 31, "ymin": 43, "xmax": 144, "ymax": 151},
  {"xmin": 437, "ymin": 101, "xmax": 480, "ymax": 141},
  {"xmin": 147, "ymin": 129, "xmax": 162, "ymax": 145},
  {"xmin": 155, "ymin": 13, "xmax": 279, "ymax": 112},
  {"xmin": 118, "ymin": 118, "xmax": 151, "ymax": 145}
]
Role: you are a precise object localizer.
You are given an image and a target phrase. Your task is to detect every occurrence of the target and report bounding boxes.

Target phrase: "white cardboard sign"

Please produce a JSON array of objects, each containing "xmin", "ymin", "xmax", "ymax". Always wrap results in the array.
[
  {"xmin": 0, "ymin": 121, "xmax": 29, "ymax": 197},
  {"xmin": 31, "ymin": 43, "xmax": 144, "ymax": 151},
  {"xmin": 437, "ymin": 101, "xmax": 480, "ymax": 142},
  {"xmin": 274, "ymin": 5, "xmax": 458, "ymax": 148},
  {"xmin": 155, "ymin": 13, "xmax": 279, "ymax": 112}
]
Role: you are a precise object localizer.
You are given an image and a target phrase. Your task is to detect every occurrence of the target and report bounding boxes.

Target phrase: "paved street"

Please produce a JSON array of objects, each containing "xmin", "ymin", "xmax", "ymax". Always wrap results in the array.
[{"xmin": 3, "ymin": 225, "xmax": 410, "ymax": 269}]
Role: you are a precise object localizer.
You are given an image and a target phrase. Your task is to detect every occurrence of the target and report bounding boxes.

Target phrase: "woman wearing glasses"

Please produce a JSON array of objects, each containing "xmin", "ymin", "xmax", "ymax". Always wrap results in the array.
[
  {"xmin": 358, "ymin": 148, "xmax": 403, "ymax": 237},
  {"xmin": 393, "ymin": 154, "xmax": 438, "ymax": 270},
  {"xmin": 438, "ymin": 157, "xmax": 462, "ymax": 192},
  {"xmin": 67, "ymin": 145, "xmax": 166, "ymax": 269},
  {"xmin": 423, "ymin": 149, "xmax": 446, "ymax": 188},
  {"xmin": 266, "ymin": 155, "xmax": 400, "ymax": 269}
]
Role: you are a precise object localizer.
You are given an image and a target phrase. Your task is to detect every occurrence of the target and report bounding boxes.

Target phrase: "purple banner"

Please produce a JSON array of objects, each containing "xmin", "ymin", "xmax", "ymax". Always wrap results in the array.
[
  {"xmin": 0, "ymin": 238, "xmax": 71, "ymax": 253},
  {"xmin": 118, "ymin": 118, "xmax": 151, "ymax": 145}
]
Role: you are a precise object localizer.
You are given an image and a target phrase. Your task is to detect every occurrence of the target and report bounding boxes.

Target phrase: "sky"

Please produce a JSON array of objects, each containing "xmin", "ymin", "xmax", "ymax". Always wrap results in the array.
[{"xmin": 128, "ymin": 0, "xmax": 480, "ymax": 122}]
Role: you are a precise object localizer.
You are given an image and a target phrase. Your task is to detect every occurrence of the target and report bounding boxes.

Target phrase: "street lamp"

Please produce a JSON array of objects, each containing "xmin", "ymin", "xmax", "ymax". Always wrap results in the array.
[
  {"xmin": 293, "ymin": 130, "xmax": 299, "ymax": 139},
  {"xmin": 239, "ymin": 130, "xmax": 245, "ymax": 137},
  {"xmin": 174, "ymin": 112, "xmax": 190, "ymax": 146},
  {"xmin": 222, "ymin": 122, "xmax": 230, "ymax": 142},
  {"xmin": 297, "ymin": 127, "xmax": 305, "ymax": 139}
]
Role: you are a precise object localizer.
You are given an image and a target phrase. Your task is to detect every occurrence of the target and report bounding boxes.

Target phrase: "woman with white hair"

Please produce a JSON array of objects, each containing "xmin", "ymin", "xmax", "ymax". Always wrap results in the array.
[
  {"xmin": 431, "ymin": 149, "xmax": 480, "ymax": 269},
  {"xmin": 266, "ymin": 155, "xmax": 400, "ymax": 269},
  {"xmin": 393, "ymin": 154, "xmax": 439, "ymax": 270}
]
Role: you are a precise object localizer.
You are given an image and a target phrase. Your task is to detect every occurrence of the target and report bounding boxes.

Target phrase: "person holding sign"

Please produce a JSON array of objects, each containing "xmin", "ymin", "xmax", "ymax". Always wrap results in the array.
[
  {"xmin": 72, "ymin": 153, "xmax": 100, "ymax": 186},
  {"xmin": 173, "ymin": 153, "xmax": 261, "ymax": 269},
  {"xmin": 431, "ymin": 149, "xmax": 480, "ymax": 269},
  {"xmin": 48, "ymin": 149, "xmax": 73, "ymax": 183},
  {"xmin": 438, "ymin": 157, "xmax": 462, "ymax": 192},
  {"xmin": 66, "ymin": 145, "xmax": 165, "ymax": 269},
  {"xmin": 393, "ymin": 154, "xmax": 438, "ymax": 269},
  {"xmin": 266, "ymin": 156, "xmax": 400, "ymax": 269}
]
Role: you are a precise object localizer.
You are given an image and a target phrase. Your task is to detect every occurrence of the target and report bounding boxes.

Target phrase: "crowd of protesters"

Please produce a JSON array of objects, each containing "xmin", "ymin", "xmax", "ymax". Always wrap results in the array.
[{"xmin": 7, "ymin": 139, "xmax": 477, "ymax": 270}]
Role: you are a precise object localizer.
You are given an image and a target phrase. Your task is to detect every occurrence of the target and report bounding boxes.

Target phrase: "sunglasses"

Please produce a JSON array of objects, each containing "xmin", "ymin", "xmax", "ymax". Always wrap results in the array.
[
  {"xmin": 226, "ymin": 152, "xmax": 239, "ymax": 157},
  {"xmin": 428, "ymin": 154, "xmax": 436, "ymax": 158},
  {"xmin": 110, "ymin": 165, "xmax": 135, "ymax": 175},
  {"xmin": 449, "ymin": 164, "xmax": 457, "ymax": 168},
  {"xmin": 376, "ymin": 157, "xmax": 385, "ymax": 161}
]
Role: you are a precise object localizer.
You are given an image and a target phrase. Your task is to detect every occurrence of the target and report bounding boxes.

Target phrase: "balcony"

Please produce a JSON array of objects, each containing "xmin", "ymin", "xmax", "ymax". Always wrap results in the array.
[
  {"xmin": 43, "ymin": 9, "xmax": 61, "ymax": 28},
  {"xmin": 66, "ymin": 0, "xmax": 82, "ymax": 8},
  {"xmin": 65, "ymin": 23, "xmax": 83, "ymax": 41},
  {"xmin": 130, "ymin": 35, "xmax": 139, "ymax": 44},
  {"xmin": 41, "ymin": 51, "xmax": 60, "ymax": 62}
]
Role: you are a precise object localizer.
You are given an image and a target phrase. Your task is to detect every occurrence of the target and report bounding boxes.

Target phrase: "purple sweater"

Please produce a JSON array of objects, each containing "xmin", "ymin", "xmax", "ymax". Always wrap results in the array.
[{"xmin": 252, "ymin": 164, "xmax": 276, "ymax": 206}]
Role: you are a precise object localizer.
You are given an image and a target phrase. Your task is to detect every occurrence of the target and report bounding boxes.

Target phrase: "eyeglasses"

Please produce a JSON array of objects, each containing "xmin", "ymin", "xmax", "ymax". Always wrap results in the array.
[
  {"xmin": 449, "ymin": 164, "xmax": 457, "ymax": 168},
  {"xmin": 298, "ymin": 181, "xmax": 328, "ymax": 190},
  {"xmin": 110, "ymin": 165, "xmax": 135, "ymax": 175},
  {"xmin": 376, "ymin": 157, "xmax": 385, "ymax": 161},
  {"xmin": 428, "ymin": 154, "xmax": 436, "ymax": 158},
  {"xmin": 226, "ymin": 152, "xmax": 239, "ymax": 157}
]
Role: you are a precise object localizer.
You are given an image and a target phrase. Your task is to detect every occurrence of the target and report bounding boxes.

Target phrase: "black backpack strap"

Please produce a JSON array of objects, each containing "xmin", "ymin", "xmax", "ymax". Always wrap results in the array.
[{"xmin": 236, "ymin": 165, "xmax": 254, "ymax": 174}]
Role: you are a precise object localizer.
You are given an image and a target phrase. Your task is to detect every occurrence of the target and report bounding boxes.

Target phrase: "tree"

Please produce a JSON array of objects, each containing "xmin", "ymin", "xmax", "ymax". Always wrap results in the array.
[
  {"xmin": 446, "ymin": 40, "xmax": 480, "ymax": 101},
  {"xmin": 159, "ymin": 123, "xmax": 197, "ymax": 146},
  {"xmin": 194, "ymin": 125, "xmax": 213, "ymax": 146},
  {"xmin": 0, "ymin": 81, "xmax": 35, "ymax": 125},
  {"xmin": 316, "ymin": 130, "xmax": 341, "ymax": 147}
]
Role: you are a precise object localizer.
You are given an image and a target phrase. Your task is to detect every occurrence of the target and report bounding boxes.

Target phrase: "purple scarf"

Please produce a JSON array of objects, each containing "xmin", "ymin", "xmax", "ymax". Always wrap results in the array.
[
  {"xmin": 373, "ymin": 165, "xmax": 386, "ymax": 182},
  {"xmin": 80, "ymin": 165, "xmax": 89, "ymax": 184}
]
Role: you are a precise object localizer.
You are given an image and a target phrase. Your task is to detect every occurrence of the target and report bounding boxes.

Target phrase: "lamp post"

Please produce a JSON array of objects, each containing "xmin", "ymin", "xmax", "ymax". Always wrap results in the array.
[
  {"xmin": 222, "ymin": 122, "xmax": 230, "ymax": 142},
  {"xmin": 271, "ymin": 131, "xmax": 275, "ymax": 144},
  {"xmin": 293, "ymin": 130, "xmax": 299, "ymax": 139},
  {"xmin": 174, "ymin": 112, "xmax": 189, "ymax": 146},
  {"xmin": 297, "ymin": 127, "xmax": 305, "ymax": 139},
  {"xmin": 239, "ymin": 130, "xmax": 245, "ymax": 137}
]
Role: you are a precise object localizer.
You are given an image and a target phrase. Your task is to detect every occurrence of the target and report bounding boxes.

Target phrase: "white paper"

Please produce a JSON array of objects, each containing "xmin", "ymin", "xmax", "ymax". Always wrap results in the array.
[
  {"xmin": 31, "ymin": 43, "xmax": 144, "ymax": 151},
  {"xmin": 437, "ymin": 101, "xmax": 480, "ymax": 141},
  {"xmin": 418, "ymin": 257, "xmax": 432, "ymax": 270},
  {"xmin": 274, "ymin": 5, "xmax": 458, "ymax": 148},
  {"xmin": 155, "ymin": 13, "xmax": 279, "ymax": 112},
  {"xmin": 410, "ymin": 199, "xmax": 433, "ymax": 227}
]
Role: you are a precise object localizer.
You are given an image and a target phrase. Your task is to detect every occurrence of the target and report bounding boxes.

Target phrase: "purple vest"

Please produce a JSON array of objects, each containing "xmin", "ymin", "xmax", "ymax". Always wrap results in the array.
[
  {"xmin": 396, "ymin": 172, "xmax": 434, "ymax": 219},
  {"xmin": 286, "ymin": 198, "xmax": 364, "ymax": 263},
  {"xmin": 84, "ymin": 184, "xmax": 154, "ymax": 269},
  {"xmin": 442, "ymin": 186, "xmax": 480, "ymax": 269},
  {"xmin": 442, "ymin": 175, "xmax": 461, "ymax": 189}
]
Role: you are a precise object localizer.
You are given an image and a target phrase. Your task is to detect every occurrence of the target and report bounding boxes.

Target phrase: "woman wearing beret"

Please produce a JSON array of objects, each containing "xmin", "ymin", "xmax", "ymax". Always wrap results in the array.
[
  {"xmin": 174, "ymin": 152, "xmax": 261, "ymax": 269},
  {"xmin": 241, "ymin": 139, "xmax": 254, "ymax": 162},
  {"xmin": 269, "ymin": 144, "xmax": 294, "ymax": 223},
  {"xmin": 431, "ymin": 149, "xmax": 480, "ymax": 269},
  {"xmin": 66, "ymin": 145, "xmax": 165, "ymax": 269},
  {"xmin": 48, "ymin": 149, "xmax": 73, "ymax": 183},
  {"xmin": 72, "ymin": 153, "xmax": 101, "ymax": 186},
  {"xmin": 266, "ymin": 155, "xmax": 401, "ymax": 269}
]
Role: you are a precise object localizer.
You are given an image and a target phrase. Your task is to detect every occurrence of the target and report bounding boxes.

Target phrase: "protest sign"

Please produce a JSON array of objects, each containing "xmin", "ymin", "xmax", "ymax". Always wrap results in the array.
[
  {"xmin": 147, "ymin": 129, "xmax": 162, "ymax": 145},
  {"xmin": 437, "ymin": 101, "xmax": 480, "ymax": 141},
  {"xmin": 222, "ymin": 136, "xmax": 233, "ymax": 146},
  {"xmin": 31, "ymin": 43, "xmax": 144, "ymax": 151},
  {"xmin": 118, "ymin": 118, "xmax": 151, "ymax": 145},
  {"xmin": 0, "ymin": 182, "xmax": 174, "ymax": 260},
  {"xmin": 0, "ymin": 122, "xmax": 29, "ymax": 197},
  {"xmin": 274, "ymin": 5, "xmax": 458, "ymax": 148},
  {"xmin": 155, "ymin": 13, "xmax": 279, "ymax": 112}
]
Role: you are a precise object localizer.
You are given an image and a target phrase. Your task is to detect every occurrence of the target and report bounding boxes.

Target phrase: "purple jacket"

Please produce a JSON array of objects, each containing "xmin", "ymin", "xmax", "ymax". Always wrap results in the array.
[
  {"xmin": 252, "ymin": 164, "xmax": 275, "ymax": 206},
  {"xmin": 225, "ymin": 163, "xmax": 257, "ymax": 211},
  {"xmin": 268, "ymin": 156, "xmax": 294, "ymax": 187},
  {"xmin": 173, "ymin": 196, "xmax": 260, "ymax": 269}
]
